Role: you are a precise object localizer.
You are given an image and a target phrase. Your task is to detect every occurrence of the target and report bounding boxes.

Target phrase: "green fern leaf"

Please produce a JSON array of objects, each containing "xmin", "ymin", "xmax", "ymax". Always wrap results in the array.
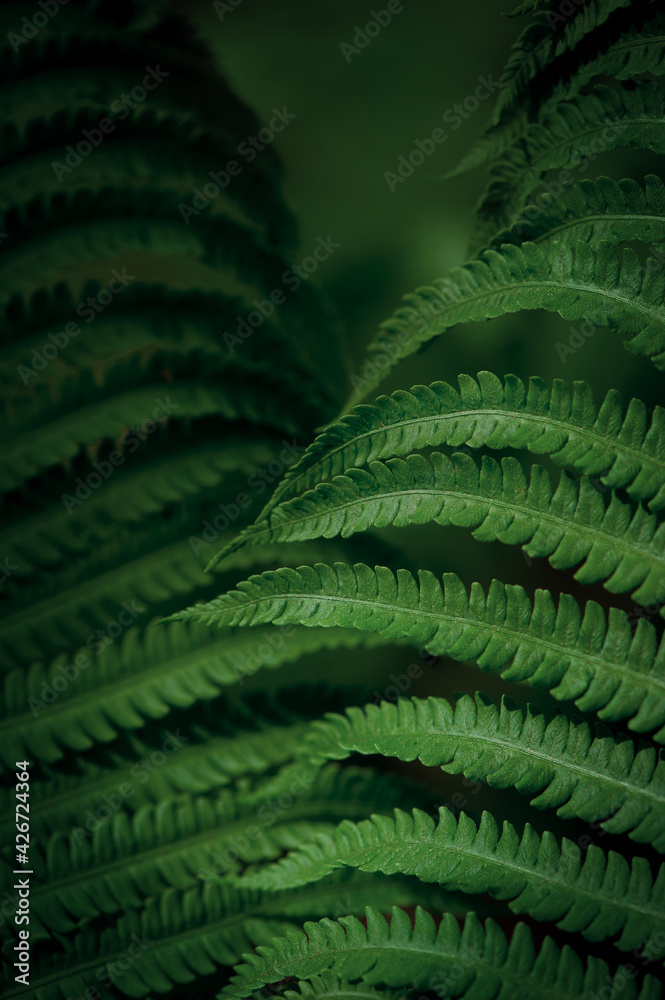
[
  {"xmin": 5, "ymin": 685, "xmax": 376, "ymax": 838},
  {"xmin": 492, "ymin": 2, "xmax": 633, "ymax": 125},
  {"xmin": 207, "ymin": 451, "xmax": 665, "ymax": 610},
  {"xmin": 475, "ymin": 81, "xmax": 665, "ymax": 241},
  {"xmin": 0, "ymin": 431, "xmax": 279, "ymax": 578},
  {"xmin": 0, "ymin": 188, "xmax": 345, "ymax": 403},
  {"xmin": 347, "ymin": 239, "xmax": 665, "ymax": 406},
  {"xmin": 222, "ymin": 904, "xmax": 657, "ymax": 1000},
  {"xmin": 0, "ymin": 872, "xmax": 430, "ymax": 1000},
  {"xmin": 282, "ymin": 972, "xmax": 402, "ymax": 1000},
  {"xmin": 0, "ymin": 359, "xmax": 313, "ymax": 492},
  {"xmin": 493, "ymin": 174, "xmax": 665, "ymax": 250},
  {"xmin": 168, "ymin": 562, "xmax": 665, "ymax": 740},
  {"xmin": 445, "ymin": 9, "xmax": 665, "ymax": 180},
  {"xmin": 286, "ymin": 691, "xmax": 665, "ymax": 852},
  {"xmin": 236, "ymin": 805, "xmax": 665, "ymax": 958},
  {"xmin": 0, "ymin": 531, "xmax": 385, "ymax": 671},
  {"xmin": 0, "ymin": 115, "xmax": 296, "ymax": 248},
  {"xmin": 11, "ymin": 766, "xmax": 428, "ymax": 937},
  {"xmin": 0, "ymin": 620, "xmax": 390, "ymax": 770},
  {"xmin": 244, "ymin": 372, "xmax": 665, "ymax": 527},
  {"xmin": 0, "ymin": 283, "xmax": 317, "ymax": 402}
]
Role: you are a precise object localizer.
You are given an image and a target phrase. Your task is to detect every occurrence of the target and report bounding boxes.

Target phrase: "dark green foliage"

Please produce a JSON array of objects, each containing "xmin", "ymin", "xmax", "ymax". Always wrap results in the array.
[{"xmin": 4, "ymin": 2, "xmax": 665, "ymax": 1000}]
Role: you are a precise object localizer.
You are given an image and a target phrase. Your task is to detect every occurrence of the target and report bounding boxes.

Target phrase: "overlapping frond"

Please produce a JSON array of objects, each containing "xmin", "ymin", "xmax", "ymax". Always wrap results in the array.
[
  {"xmin": 222, "ymin": 905, "xmax": 658, "ymax": 1000},
  {"xmin": 207, "ymin": 450, "xmax": 665, "ymax": 610},
  {"xmin": 0, "ymin": 872, "xmax": 434, "ymax": 1000},
  {"xmin": 9, "ymin": 685, "xmax": 378, "ymax": 839},
  {"xmin": 347, "ymin": 240, "xmax": 665, "ymax": 407},
  {"xmin": 475, "ymin": 81, "xmax": 665, "ymax": 242},
  {"xmin": 248, "ymin": 373, "xmax": 665, "ymax": 524},
  {"xmin": 236, "ymin": 805, "xmax": 665, "ymax": 958},
  {"xmin": 277, "ymin": 691, "xmax": 665, "ymax": 851},
  {"xmin": 450, "ymin": 8, "xmax": 665, "ymax": 179},
  {"xmin": 167, "ymin": 562, "xmax": 665, "ymax": 739},
  {"xmin": 10, "ymin": 766, "xmax": 429, "ymax": 938},
  {"xmin": 0, "ymin": 622, "xmax": 390, "ymax": 770},
  {"xmin": 492, "ymin": 1, "xmax": 633, "ymax": 125}
]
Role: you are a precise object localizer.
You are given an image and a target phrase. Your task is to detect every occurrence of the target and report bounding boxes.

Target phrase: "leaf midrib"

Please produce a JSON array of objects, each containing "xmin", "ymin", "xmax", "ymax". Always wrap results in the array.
[
  {"xmin": 271, "ymin": 403, "xmax": 665, "ymax": 511},
  {"xmin": 203, "ymin": 587, "xmax": 665, "ymax": 697},
  {"xmin": 0, "ymin": 875, "xmax": 401, "ymax": 999},
  {"xmin": 225, "ymin": 933, "xmax": 571, "ymax": 1000},
  {"xmin": 327, "ymin": 725, "xmax": 665, "ymax": 809},
  {"xmin": 383, "ymin": 269, "xmax": 665, "ymax": 354},
  {"xmin": 329, "ymin": 828, "xmax": 665, "ymax": 923},
  {"xmin": 34, "ymin": 798, "xmax": 362, "ymax": 899},
  {"xmin": 259, "ymin": 480, "xmax": 665, "ymax": 571}
]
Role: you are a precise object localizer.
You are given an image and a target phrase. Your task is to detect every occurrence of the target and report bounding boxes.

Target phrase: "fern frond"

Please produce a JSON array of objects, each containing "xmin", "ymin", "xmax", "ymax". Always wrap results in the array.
[
  {"xmin": 551, "ymin": 7, "xmax": 665, "ymax": 101},
  {"xmin": 493, "ymin": 174, "xmax": 665, "ymax": 250},
  {"xmin": 281, "ymin": 973, "xmax": 401, "ymax": 1000},
  {"xmin": 8, "ymin": 685, "xmax": 380, "ymax": 838},
  {"xmin": 0, "ymin": 128, "xmax": 289, "ymax": 245},
  {"xmin": 249, "ymin": 372, "xmax": 665, "ymax": 523},
  {"xmin": 0, "ymin": 622, "xmax": 391, "ymax": 771},
  {"xmin": 0, "ymin": 872, "xmax": 431, "ymax": 1000},
  {"xmin": 492, "ymin": 2, "xmax": 632, "ymax": 125},
  {"xmin": 222, "ymin": 905, "xmax": 656, "ymax": 1000},
  {"xmin": 507, "ymin": 0, "xmax": 560, "ymax": 16},
  {"xmin": 0, "ymin": 430, "xmax": 280, "ymax": 577},
  {"xmin": 168, "ymin": 562, "xmax": 665, "ymax": 740},
  {"xmin": 347, "ymin": 239, "xmax": 665, "ymax": 406},
  {"xmin": 450, "ymin": 7, "xmax": 665, "ymax": 182},
  {"xmin": 0, "ymin": 282, "xmax": 318, "ymax": 402},
  {"xmin": 0, "ymin": 358, "xmax": 314, "ymax": 492},
  {"xmin": 0, "ymin": 112, "xmax": 296, "ymax": 247},
  {"xmin": 475, "ymin": 82, "xmax": 665, "ymax": 241},
  {"xmin": 0, "ymin": 36, "xmax": 288, "ymax": 191},
  {"xmin": 0, "ymin": 188, "xmax": 345, "ymax": 402},
  {"xmin": 15, "ymin": 766, "xmax": 428, "ymax": 937},
  {"xmin": 0, "ymin": 521, "xmax": 382, "ymax": 670},
  {"xmin": 2, "ymin": 450, "xmax": 269, "ymax": 579},
  {"xmin": 208, "ymin": 451, "xmax": 665, "ymax": 610},
  {"xmin": 237, "ymin": 805, "xmax": 665, "ymax": 958},
  {"xmin": 286, "ymin": 691, "xmax": 665, "ymax": 852}
]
